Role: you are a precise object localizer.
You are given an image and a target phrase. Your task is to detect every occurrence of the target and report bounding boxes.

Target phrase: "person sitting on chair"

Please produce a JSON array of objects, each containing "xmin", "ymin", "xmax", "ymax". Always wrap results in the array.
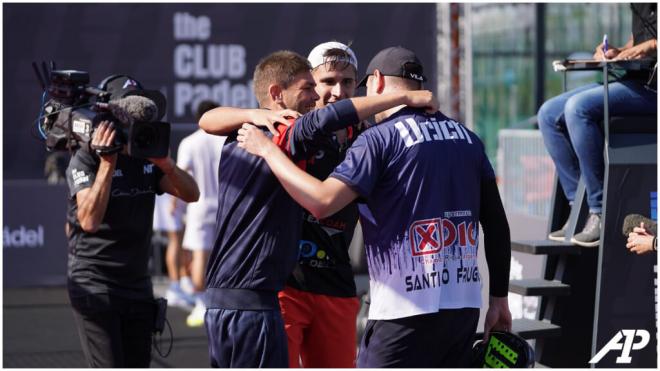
[{"xmin": 538, "ymin": 3, "xmax": 657, "ymax": 247}]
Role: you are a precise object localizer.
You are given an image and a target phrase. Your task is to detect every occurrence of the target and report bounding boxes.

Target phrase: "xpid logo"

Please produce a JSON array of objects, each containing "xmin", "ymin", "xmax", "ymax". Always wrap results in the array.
[
  {"xmin": 409, "ymin": 217, "xmax": 478, "ymax": 256},
  {"xmin": 409, "ymin": 218, "xmax": 442, "ymax": 256},
  {"xmin": 589, "ymin": 330, "xmax": 650, "ymax": 364}
]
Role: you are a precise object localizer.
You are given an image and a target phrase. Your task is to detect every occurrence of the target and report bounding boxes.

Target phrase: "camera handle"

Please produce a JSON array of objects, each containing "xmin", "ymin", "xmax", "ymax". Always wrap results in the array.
[{"xmin": 90, "ymin": 143, "xmax": 122, "ymax": 156}]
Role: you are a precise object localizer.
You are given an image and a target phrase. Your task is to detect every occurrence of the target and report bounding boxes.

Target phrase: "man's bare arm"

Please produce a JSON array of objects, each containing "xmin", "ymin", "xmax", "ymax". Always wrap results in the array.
[
  {"xmin": 199, "ymin": 91, "xmax": 437, "ymax": 137},
  {"xmin": 150, "ymin": 157, "xmax": 200, "ymax": 203},
  {"xmin": 76, "ymin": 121, "xmax": 117, "ymax": 233},
  {"xmin": 199, "ymin": 107, "xmax": 299, "ymax": 136},
  {"xmin": 237, "ymin": 123, "xmax": 357, "ymax": 218}
]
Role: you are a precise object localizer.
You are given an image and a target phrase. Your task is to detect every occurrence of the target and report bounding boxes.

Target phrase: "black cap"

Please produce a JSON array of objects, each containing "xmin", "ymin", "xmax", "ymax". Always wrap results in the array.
[
  {"xmin": 101, "ymin": 75, "xmax": 167, "ymax": 121},
  {"xmin": 357, "ymin": 46, "xmax": 427, "ymax": 87}
]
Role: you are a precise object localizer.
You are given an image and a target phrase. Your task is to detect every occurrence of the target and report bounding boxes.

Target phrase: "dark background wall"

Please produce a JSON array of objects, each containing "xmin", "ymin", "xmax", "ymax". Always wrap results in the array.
[{"xmin": 3, "ymin": 3, "xmax": 437, "ymax": 180}]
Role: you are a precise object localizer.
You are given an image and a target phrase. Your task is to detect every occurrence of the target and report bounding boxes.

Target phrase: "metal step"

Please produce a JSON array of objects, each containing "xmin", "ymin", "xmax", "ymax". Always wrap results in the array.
[
  {"xmin": 511, "ymin": 240, "xmax": 581, "ymax": 255},
  {"xmin": 475, "ymin": 319, "xmax": 561, "ymax": 340},
  {"xmin": 512, "ymin": 319, "xmax": 561, "ymax": 339},
  {"xmin": 509, "ymin": 279, "xmax": 570, "ymax": 296}
]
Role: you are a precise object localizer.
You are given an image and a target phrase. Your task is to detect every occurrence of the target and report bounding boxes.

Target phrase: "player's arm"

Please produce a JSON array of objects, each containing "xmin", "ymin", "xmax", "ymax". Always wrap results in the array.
[
  {"xmin": 199, "ymin": 107, "xmax": 300, "ymax": 136},
  {"xmin": 74, "ymin": 121, "xmax": 117, "ymax": 233},
  {"xmin": 353, "ymin": 90, "xmax": 438, "ymax": 120},
  {"xmin": 288, "ymin": 90, "xmax": 437, "ymax": 159},
  {"xmin": 237, "ymin": 123, "xmax": 357, "ymax": 218},
  {"xmin": 295, "ymin": 90, "xmax": 437, "ymax": 137},
  {"xmin": 480, "ymin": 175, "xmax": 513, "ymax": 340},
  {"xmin": 150, "ymin": 157, "xmax": 200, "ymax": 203}
]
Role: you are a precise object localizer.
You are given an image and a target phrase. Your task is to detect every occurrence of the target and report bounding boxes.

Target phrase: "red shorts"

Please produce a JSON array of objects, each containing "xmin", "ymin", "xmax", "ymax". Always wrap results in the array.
[{"xmin": 278, "ymin": 286, "xmax": 360, "ymax": 368}]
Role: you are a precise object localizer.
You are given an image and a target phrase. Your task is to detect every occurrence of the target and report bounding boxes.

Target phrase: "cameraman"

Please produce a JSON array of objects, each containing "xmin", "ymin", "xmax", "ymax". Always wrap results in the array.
[{"xmin": 65, "ymin": 76, "xmax": 199, "ymax": 367}]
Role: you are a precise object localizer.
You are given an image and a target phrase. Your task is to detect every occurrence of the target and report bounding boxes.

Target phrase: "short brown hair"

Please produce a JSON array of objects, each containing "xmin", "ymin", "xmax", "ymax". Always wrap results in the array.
[
  {"xmin": 315, "ymin": 47, "xmax": 355, "ymax": 74},
  {"xmin": 253, "ymin": 51, "xmax": 312, "ymax": 107}
]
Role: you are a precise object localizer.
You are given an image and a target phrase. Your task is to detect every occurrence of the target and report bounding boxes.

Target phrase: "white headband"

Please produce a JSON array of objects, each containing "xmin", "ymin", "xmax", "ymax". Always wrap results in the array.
[{"xmin": 307, "ymin": 41, "xmax": 358, "ymax": 70}]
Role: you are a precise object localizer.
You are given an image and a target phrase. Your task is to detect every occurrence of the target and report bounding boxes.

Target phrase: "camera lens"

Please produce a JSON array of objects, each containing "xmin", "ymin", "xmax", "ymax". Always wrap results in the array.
[{"xmin": 134, "ymin": 124, "xmax": 157, "ymax": 148}]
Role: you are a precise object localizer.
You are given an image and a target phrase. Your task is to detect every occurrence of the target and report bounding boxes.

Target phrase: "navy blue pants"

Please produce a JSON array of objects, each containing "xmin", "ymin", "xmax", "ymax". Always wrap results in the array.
[
  {"xmin": 205, "ymin": 308, "xmax": 288, "ymax": 368},
  {"xmin": 357, "ymin": 308, "xmax": 479, "ymax": 368}
]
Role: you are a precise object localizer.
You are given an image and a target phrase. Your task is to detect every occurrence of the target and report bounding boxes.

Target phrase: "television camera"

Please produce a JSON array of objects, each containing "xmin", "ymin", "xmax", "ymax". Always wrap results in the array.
[{"xmin": 33, "ymin": 62, "xmax": 170, "ymax": 158}]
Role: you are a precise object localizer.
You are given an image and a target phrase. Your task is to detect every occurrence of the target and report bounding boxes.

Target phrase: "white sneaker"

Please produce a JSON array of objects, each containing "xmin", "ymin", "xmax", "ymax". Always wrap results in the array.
[
  {"xmin": 179, "ymin": 276, "xmax": 195, "ymax": 295},
  {"xmin": 186, "ymin": 298, "xmax": 206, "ymax": 327},
  {"xmin": 165, "ymin": 283, "xmax": 195, "ymax": 309}
]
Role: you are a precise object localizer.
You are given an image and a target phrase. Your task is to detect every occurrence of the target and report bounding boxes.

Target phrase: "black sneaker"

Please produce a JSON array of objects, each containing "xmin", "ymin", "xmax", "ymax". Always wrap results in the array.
[
  {"xmin": 548, "ymin": 220, "xmax": 569, "ymax": 242},
  {"xmin": 571, "ymin": 213, "xmax": 601, "ymax": 247}
]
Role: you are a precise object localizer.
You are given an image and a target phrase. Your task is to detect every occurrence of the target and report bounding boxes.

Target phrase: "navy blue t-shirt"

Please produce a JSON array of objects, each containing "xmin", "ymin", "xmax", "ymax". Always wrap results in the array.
[
  {"xmin": 330, "ymin": 107, "xmax": 495, "ymax": 320},
  {"xmin": 205, "ymin": 100, "xmax": 359, "ymax": 310}
]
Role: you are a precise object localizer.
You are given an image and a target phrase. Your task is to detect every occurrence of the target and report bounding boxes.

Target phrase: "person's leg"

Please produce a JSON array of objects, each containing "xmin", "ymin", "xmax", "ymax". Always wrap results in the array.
[
  {"xmin": 301, "ymin": 294, "xmax": 360, "ymax": 367},
  {"xmin": 357, "ymin": 310, "xmax": 480, "ymax": 368},
  {"xmin": 204, "ymin": 308, "xmax": 228, "ymax": 368},
  {"xmin": 155, "ymin": 193, "xmax": 186, "ymax": 283},
  {"xmin": 537, "ymin": 83, "xmax": 600, "ymax": 205},
  {"xmin": 205, "ymin": 308, "xmax": 289, "ymax": 368},
  {"xmin": 184, "ymin": 223, "xmax": 214, "ymax": 326},
  {"xmin": 357, "ymin": 312, "xmax": 451, "ymax": 368},
  {"xmin": 120, "ymin": 298, "xmax": 155, "ymax": 367},
  {"xmin": 70, "ymin": 294, "xmax": 124, "ymax": 367},
  {"xmin": 356, "ymin": 318, "xmax": 420, "ymax": 367},
  {"xmin": 356, "ymin": 320, "xmax": 374, "ymax": 368},
  {"xmin": 564, "ymin": 79, "xmax": 657, "ymax": 213},
  {"xmin": 438, "ymin": 308, "xmax": 480, "ymax": 367},
  {"xmin": 190, "ymin": 250, "xmax": 207, "ymax": 293},
  {"xmin": 186, "ymin": 248, "xmax": 210, "ymax": 327},
  {"xmin": 182, "ymin": 223, "xmax": 205, "ymax": 292},
  {"xmin": 179, "ymin": 247, "xmax": 193, "ymax": 292},
  {"xmin": 165, "ymin": 229, "xmax": 183, "ymax": 282},
  {"xmin": 278, "ymin": 287, "xmax": 313, "ymax": 368}
]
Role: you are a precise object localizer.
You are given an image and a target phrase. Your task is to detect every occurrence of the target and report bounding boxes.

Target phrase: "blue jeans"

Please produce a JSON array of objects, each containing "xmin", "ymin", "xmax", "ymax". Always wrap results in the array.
[{"xmin": 537, "ymin": 79, "xmax": 656, "ymax": 213}]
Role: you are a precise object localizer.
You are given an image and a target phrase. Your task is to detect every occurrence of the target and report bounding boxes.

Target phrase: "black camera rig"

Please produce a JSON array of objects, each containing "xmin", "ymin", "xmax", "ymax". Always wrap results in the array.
[{"xmin": 32, "ymin": 61, "xmax": 170, "ymax": 158}]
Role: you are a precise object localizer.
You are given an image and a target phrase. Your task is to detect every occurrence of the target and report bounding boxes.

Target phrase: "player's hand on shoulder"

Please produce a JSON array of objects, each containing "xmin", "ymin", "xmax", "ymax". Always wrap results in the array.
[
  {"xmin": 404, "ymin": 90, "xmax": 439, "ymax": 114},
  {"xmin": 248, "ymin": 108, "xmax": 300, "ymax": 136},
  {"xmin": 237, "ymin": 123, "xmax": 275, "ymax": 157}
]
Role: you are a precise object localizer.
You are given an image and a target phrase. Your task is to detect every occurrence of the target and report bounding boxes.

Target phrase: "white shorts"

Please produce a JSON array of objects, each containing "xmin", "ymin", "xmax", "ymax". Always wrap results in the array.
[
  {"xmin": 182, "ymin": 222, "xmax": 215, "ymax": 251},
  {"xmin": 153, "ymin": 193, "xmax": 185, "ymax": 232}
]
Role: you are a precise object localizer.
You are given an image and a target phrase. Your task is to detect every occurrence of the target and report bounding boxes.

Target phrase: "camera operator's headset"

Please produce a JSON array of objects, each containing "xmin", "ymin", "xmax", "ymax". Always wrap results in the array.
[
  {"xmin": 98, "ymin": 74, "xmax": 166, "ymax": 120},
  {"xmin": 97, "ymin": 74, "xmax": 142, "ymax": 99},
  {"xmin": 472, "ymin": 331, "xmax": 535, "ymax": 368}
]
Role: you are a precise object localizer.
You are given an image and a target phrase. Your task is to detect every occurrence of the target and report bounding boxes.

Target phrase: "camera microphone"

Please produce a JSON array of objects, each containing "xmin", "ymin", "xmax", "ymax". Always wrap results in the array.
[{"xmin": 96, "ymin": 95, "xmax": 158, "ymax": 126}]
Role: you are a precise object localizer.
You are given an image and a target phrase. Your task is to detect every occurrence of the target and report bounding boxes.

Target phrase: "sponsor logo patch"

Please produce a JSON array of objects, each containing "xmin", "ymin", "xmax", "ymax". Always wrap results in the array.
[
  {"xmin": 71, "ymin": 168, "xmax": 89, "ymax": 185},
  {"xmin": 410, "ymin": 218, "xmax": 442, "ymax": 256}
]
